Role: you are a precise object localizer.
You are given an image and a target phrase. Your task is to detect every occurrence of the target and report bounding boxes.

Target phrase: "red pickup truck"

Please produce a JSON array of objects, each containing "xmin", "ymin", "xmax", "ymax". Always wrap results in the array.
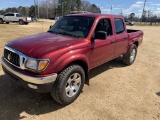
[{"xmin": 1, "ymin": 14, "xmax": 143, "ymax": 105}]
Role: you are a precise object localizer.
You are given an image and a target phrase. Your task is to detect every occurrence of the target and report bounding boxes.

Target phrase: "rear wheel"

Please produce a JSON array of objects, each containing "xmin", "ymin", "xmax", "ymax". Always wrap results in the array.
[
  {"xmin": 19, "ymin": 20, "xmax": 24, "ymax": 25},
  {"xmin": 51, "ymin": 64, "xmax": 85, "ymax": 105},
  {"xmin": 0, "ymin": 19, "xmax": 3, "ymax": 24},
  {"xmin": 6, "ymin": 22, "xmax": 9, "ymax": 24},
  {"xmin": 122, "ymin": 44, "xmax": 137, "ymax": 65}
]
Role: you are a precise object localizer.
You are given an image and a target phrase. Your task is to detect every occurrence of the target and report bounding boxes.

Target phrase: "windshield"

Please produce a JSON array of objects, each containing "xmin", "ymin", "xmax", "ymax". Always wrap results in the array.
[{"xmin": 48, "ymin": 16, "xmax": 95, "ymax": 38}]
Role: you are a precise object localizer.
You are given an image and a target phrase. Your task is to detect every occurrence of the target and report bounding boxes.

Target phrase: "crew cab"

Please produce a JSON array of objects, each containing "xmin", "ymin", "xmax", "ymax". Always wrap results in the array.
[
  {"xmin": 1, "ymin": 14, "xmax": 143, "ymax": 105},
  {"xmin": 0, "ymin": 12, "xmax": 31, "ymax": 25}
]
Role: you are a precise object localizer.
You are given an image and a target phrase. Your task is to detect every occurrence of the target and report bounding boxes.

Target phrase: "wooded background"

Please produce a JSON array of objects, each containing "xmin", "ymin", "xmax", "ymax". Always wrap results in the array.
[{"xmin": 0, "ymin": 0, "xmax": 101, "ymax": 18}]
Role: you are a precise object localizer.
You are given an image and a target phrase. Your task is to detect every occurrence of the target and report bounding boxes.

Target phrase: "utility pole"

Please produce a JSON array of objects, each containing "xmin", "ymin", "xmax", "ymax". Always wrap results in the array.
[
  {"xmin": 61, "ymin": 2, "xmax": 67, "ymax": 16},
  {"xmin": 37, "ymin": 0, "xmax": 39, "ymax": 19},
  {"xmin": 46, "ymin": 0, "xmax": 48, "ymax": 19},
  {"xmin": 34, "ymin": 0, "xmax": 36, "ymax": 17},
  {"xmin": 141, "ymin": 0, "xmax": 147, "ymax": 23}
]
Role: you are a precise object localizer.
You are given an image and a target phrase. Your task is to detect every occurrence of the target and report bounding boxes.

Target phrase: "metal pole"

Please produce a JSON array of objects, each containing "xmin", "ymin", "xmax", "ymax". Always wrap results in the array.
[
  {"xmin": 46, "ymin": 1, "xmax": 48, "ymax": 19},
  {"xmin": 37, "ymin": 0, "xmax": 39, "ymax": 18},
  {"xmin": 141, "ymin": 0, "xmax": 147, "ymax": 23},
  {"xmin": 34, "ymin": 0, "xmax": 36, "ymax": 16},
  {"xmin": 62, "ymin": 3, "xmax": 63, "ymax": 16},
  {"xmin": 110, "ymin": 5, "xmax": 112, "ymax": 14}
]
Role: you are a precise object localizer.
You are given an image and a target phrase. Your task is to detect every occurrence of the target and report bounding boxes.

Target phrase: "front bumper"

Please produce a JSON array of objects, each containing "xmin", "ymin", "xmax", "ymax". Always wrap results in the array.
[{"xmin": 1, "ymin": 57, "xmax": 57, "ymax": 93}]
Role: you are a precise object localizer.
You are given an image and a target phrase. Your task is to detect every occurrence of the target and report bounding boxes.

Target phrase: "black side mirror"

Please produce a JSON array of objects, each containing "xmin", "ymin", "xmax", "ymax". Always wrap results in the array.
[
  {"xmin": 93, "ymin": 31, "xmax": 107, "ymax": 40},
  {"xmin": 50, "ymin": 25, "xmax": 53, "ymax": 29}
]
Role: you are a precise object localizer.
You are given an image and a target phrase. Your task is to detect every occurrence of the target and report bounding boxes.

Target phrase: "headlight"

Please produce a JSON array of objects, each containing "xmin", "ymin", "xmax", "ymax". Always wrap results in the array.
[
  {"xmin": 26, "ymin": 59, "xmax": 37, "ymax": 70},
  {"xmin": 25, "ymin": 58, "xmax": 49, "ymax": 72}
]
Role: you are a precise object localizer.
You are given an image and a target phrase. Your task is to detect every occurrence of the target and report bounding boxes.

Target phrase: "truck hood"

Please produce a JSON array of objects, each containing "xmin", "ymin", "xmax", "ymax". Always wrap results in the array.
[{"xmin": 7, "ymin": 32, "xmax": 83, "ymax": 58}]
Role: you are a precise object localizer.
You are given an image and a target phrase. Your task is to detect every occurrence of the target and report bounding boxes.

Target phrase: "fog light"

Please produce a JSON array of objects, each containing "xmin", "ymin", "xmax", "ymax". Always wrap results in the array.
[{"xmin": 28, "ymin": 84, "xmax": 38, "ymax": 89}]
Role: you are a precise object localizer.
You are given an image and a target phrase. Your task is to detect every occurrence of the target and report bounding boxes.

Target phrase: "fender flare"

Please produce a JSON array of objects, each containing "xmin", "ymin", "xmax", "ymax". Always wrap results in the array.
[{"xmin": 49, "ymin": 54, "xmax": 89, "ymax": 73}]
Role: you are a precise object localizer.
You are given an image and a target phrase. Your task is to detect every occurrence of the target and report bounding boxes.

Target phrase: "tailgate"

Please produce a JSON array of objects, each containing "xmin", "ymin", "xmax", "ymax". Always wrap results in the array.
[{"xmin": 27, "ymin": 17, "xmax": 31, "ymax": 22}]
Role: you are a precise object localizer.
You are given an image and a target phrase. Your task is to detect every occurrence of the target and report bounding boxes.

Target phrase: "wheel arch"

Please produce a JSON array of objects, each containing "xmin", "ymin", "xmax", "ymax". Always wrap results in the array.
[
  {"xmin": 56, "ymin": 59, "xmax": 89, "ymax": 85},
  {"xmin": 133, "ymin": 41, "xmax": 139, "ymax": 48}
]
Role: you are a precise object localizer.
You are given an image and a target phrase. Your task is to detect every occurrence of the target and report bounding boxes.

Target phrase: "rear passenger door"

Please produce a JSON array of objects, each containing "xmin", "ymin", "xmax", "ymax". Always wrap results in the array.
[
  {"xmin": 4, "ymin": 13, "xmax": 14, "ymax": 21},
  {"xmin": 114, "ymin": 18, "xmax": 129, "ymax": 57},
  {"xmin": 3, "ymin": 14, "xmax": 10, "ymax": 21}
]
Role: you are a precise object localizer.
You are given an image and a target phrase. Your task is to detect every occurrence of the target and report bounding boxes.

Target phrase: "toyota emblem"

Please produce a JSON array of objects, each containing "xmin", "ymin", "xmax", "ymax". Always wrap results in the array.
[{"xmin": 8, "ymin": 53, "xmax": 11, "ymax": 61}]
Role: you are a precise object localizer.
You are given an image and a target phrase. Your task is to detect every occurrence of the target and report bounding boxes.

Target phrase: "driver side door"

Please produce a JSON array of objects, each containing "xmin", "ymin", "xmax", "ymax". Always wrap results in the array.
[{"xmin": 89, "ymin": 18, "xmax": 116, "ymax": 69}]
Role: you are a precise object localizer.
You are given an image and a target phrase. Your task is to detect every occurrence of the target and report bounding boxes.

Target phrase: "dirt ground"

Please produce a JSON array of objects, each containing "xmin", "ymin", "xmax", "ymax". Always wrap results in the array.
[{"xmin": 0, "ymin": 20, "xmax": 160, "ymax": 120}]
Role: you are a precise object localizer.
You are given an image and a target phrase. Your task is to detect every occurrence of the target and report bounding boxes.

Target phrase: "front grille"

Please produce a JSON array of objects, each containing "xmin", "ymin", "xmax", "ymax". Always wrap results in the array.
[{"xmin": 4, "ymin": 49, "xmax": 20, "ymax": 67}]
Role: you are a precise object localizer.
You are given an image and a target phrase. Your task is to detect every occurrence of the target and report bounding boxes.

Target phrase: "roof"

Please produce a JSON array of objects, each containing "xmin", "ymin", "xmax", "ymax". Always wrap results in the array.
[
  {"xmin": 65, "ymin": 13, "xmax": 123, "ymax": 19},
  {"xmin": 5, "ymin": 12, "xmax": 19, "ymax": 14}
]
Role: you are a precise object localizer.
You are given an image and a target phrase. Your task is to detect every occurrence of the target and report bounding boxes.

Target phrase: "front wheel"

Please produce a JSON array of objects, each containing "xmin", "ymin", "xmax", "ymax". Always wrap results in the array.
[
  {"xmin": 51, "ymin": 64, "xmax": 85, "ymax": 105},
  {"xmin": 0, "ymin": 19, "xmax": 3, "ymax": 24},
  {"xmin": 122, "ymin": 44, "xmax": 137, "ymax": 65}
]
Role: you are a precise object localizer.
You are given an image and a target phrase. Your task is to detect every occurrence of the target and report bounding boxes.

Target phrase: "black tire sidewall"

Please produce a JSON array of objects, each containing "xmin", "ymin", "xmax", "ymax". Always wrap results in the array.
[
  {"xmin": 123, "ymin": 44, "xmax": 137, "ymax": 65},
  {"xmin": 0, "ymin": 19, "xmax": 3, "ymax": 24},
  {"xmin": 52, "ymin": 65, "xmax": 85, "ymax": 105},
  {"xmin": 19, "ymin": 20, "xmax": 24, "ymax": 25},
  {"xmin": 128, "ymin": 44, "xmax": 137, "ymax": 64}
]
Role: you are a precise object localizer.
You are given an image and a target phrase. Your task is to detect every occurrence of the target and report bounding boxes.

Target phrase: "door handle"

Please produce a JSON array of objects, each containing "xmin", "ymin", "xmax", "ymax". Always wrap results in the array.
[{"xmin": 111, "ymin": 40, "xmax": 115, "ymax": 44}]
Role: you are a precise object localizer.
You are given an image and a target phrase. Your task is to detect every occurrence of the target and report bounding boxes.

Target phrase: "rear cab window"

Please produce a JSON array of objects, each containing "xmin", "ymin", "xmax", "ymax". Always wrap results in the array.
[
  {"xmin": 16, "ymin": 14, "xmax": 23, "ymax": 17},
  {"xmin": 114, "ymin": 18, "xmax": 125, "ymax": 34}
]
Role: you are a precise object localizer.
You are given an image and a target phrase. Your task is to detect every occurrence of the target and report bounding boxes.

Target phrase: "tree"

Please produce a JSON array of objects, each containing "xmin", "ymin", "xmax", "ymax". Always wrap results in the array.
[
  {"xmin": 141, "ymin": 10, "xmax": 147, "ymax": 22},
  {"xmin": 21, "ymin": 7, "xmax": 27, "ymax": 16},
  {"xmin": 29, "ymin": 5, "xmax": 35, "ymax": 16},
  {"xmin": 90, "ymin": 4, "xmax": 101, "ymax": 13},
  {"xmin": 81, "ymin": 1, "xmax": 90, "ymax": 11},
  {"xmin": 129, "ymin": 13, "xmax": 135, "ymax": 21},
  {"xmin": 76, "ymin": 0, "xmax": 82, "ymax": 11}
]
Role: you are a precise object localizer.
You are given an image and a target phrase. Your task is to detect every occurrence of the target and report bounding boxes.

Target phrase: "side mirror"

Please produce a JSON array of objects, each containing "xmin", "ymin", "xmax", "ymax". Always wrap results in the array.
[
  {"xmin": 50, "ymin": 25, "xmax": 53, "ymax": 29},
  {"xmin": 93, "ymin": 31, "xmax": 107, "ymax": 40}
]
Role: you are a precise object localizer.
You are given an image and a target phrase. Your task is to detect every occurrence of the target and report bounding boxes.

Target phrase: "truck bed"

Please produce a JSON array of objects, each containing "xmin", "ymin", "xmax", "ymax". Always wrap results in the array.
[
  {"xmin": 127, "ymin": 29, "xmax": 141, "ymax": 33},
  {"xmin": 127, "ymin": 29, "xmax": 143, "ymax": 46}
]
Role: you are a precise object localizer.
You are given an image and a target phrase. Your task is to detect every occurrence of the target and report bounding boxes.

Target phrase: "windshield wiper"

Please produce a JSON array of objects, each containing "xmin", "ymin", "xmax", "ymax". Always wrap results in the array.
[
  {"xmin": 59, "ymin": 31, "xmax": 75, "ymax": 37},
  {"xmin": 58, "ymin": 31, "xmax": 84, "ymax": 38},
  {"xmin": 48, "ymin": 31, "xmax": 84, "ymax": 38}
]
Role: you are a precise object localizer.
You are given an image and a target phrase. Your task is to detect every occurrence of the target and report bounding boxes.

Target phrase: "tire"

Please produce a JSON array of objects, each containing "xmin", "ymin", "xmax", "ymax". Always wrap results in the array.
[
  {"xmin": 122, "ymin": 44, "xmax": 137, "ymax": 65},
  {"xmin": 19, "ymin": 20, "xmax": 24, "ymax": 25},
  {"xmin": 0, "ymin": 19, "xmax": 3, "ymax": 24},
  {"xmin": 6, "ymin": 22, "xmax": 9, "ymax": 24},
  {"xmin": 25, "ymin": 23, "xmax": 28, "ymax": 25},
  {"xmin": 51, "ymin": 64, "xmax": 85, "ymax": 105}
]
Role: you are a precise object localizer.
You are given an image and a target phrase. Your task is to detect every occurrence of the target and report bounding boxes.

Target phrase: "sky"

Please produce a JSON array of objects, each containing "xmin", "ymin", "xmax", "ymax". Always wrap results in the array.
[{"xmin": 0, "ymin": 0, "xmax": 160, "ymax": 17}]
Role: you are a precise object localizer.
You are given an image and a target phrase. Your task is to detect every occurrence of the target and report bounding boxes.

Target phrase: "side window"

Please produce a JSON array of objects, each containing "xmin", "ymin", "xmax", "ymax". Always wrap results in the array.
[
  {"xmin": 16, "ymin": 14, "xmax": 23, "ymax": 17},
  {"xmin": 4, "ymin": 14, "xmax": 14, "ymax": 16},
  {"xmin": 114, "ymin": 18, "xmax": 125, "ymax": 34},
  {"xmin": 95, "ymin": 18, "xmax": 113, "ymax": 36},
  {"xmin": 10, "ymin": 14, "xmax": 14, "ymax": 16},
  {"xmin": 4, "ymin": 14, "xmax": 9, "ymax": 16}
]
